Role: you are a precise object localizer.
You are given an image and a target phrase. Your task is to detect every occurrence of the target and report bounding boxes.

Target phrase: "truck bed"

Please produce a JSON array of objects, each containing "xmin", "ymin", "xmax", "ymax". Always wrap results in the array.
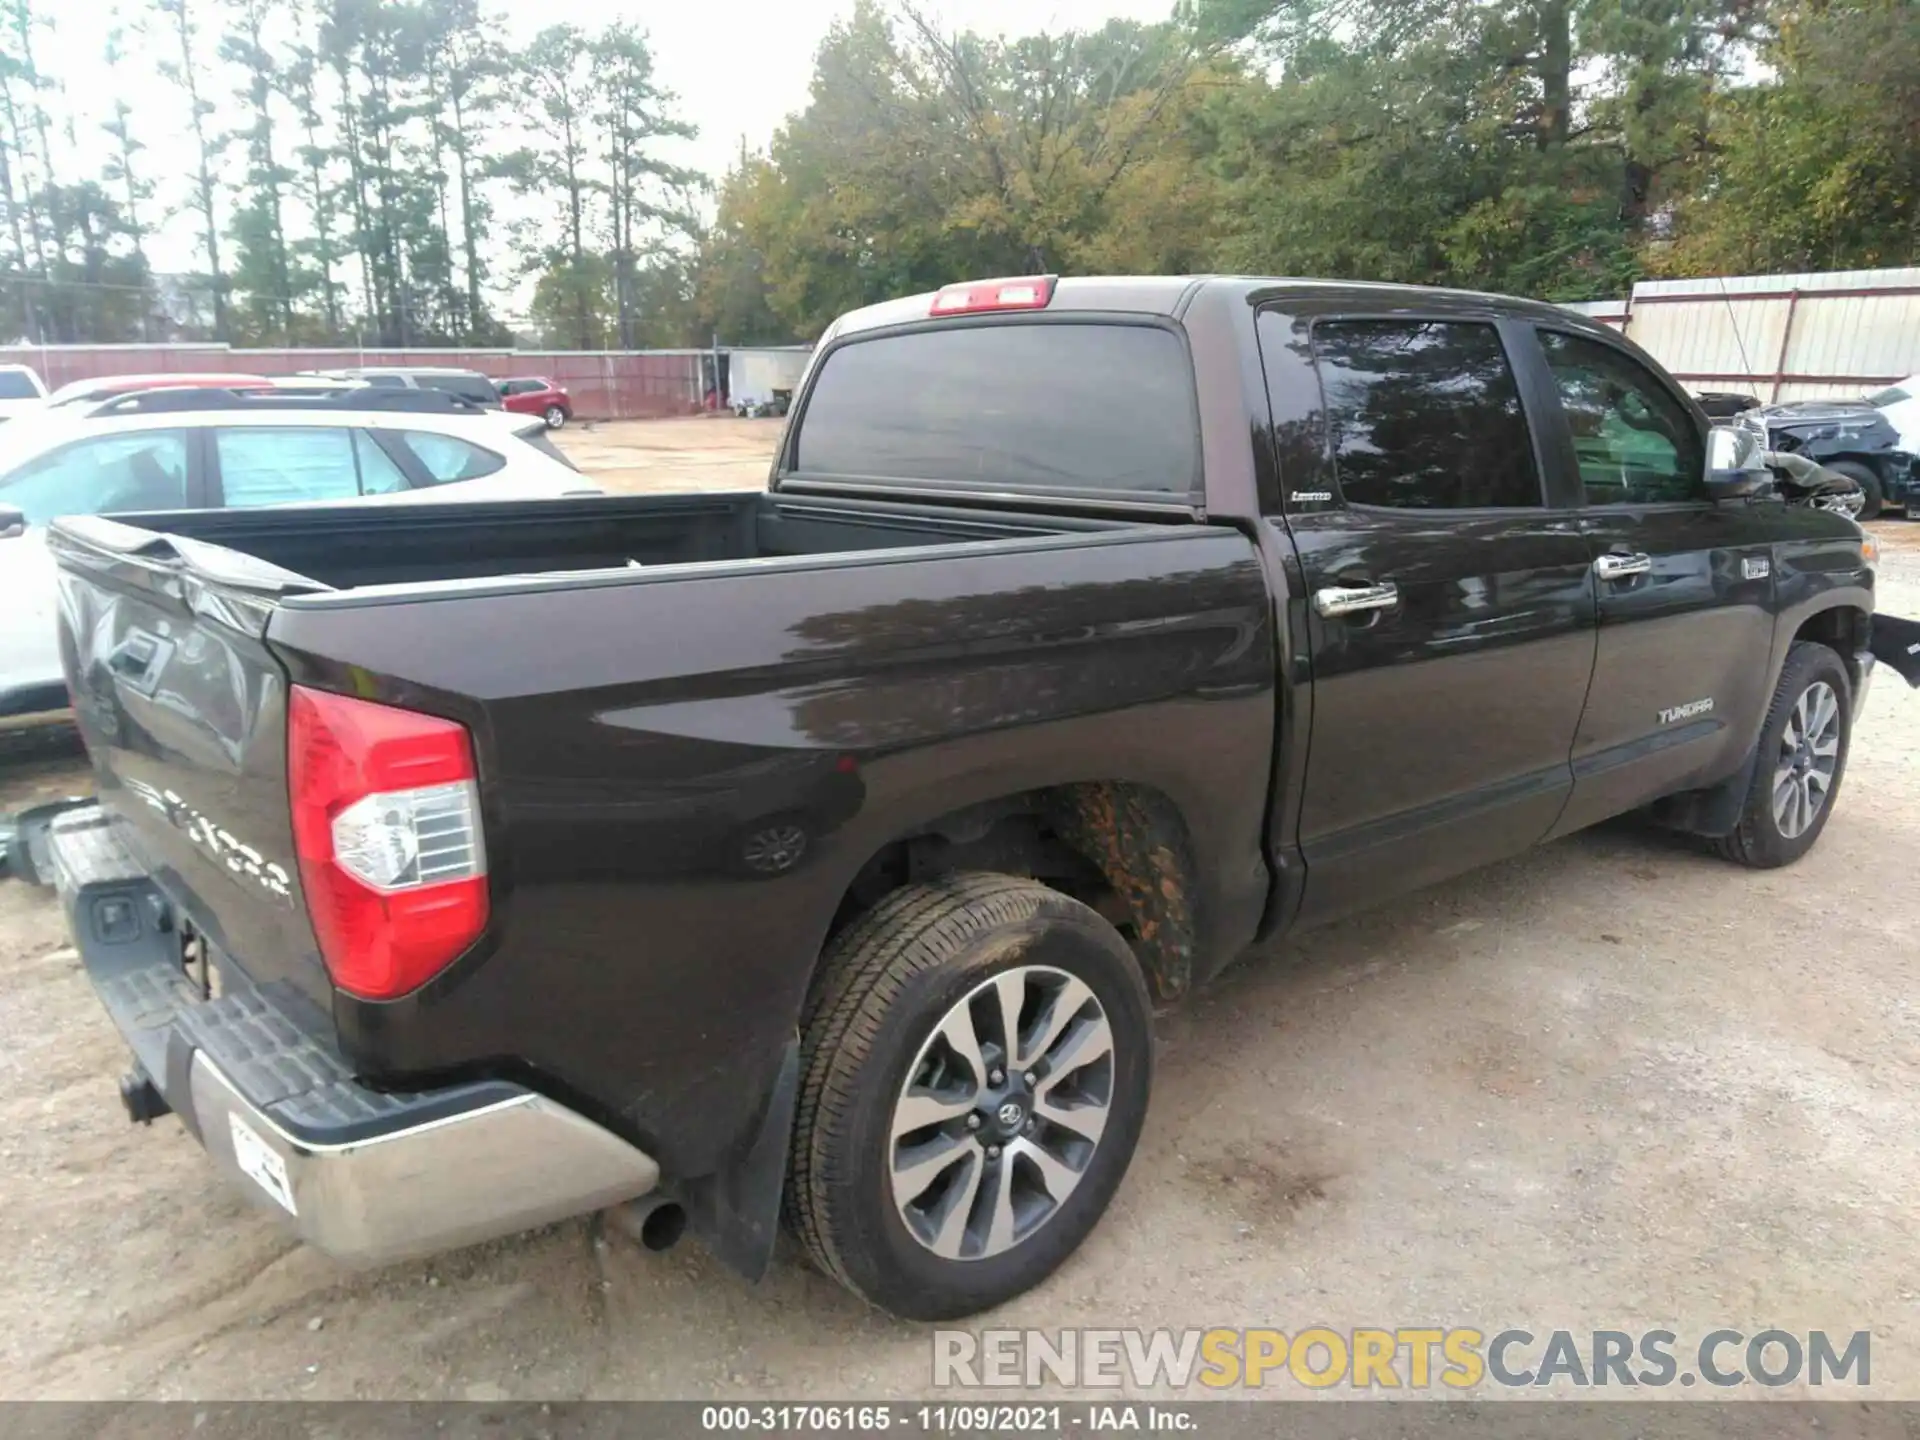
[{"xmin": 84, "ymin": 490, "xmax": 1140, "ymax": 593}]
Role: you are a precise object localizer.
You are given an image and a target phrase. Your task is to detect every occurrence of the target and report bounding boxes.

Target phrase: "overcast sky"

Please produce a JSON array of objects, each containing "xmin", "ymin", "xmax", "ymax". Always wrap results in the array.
[{"xmin": 35, "ymin": 0, "xmax": 1175, "ymax": 312}]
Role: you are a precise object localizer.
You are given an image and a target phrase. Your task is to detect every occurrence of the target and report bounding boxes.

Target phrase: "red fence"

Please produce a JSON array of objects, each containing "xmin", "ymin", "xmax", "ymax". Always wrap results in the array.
[{"xmin": 0, "ymin": 344, "xmax": 712, "ymax": 420}]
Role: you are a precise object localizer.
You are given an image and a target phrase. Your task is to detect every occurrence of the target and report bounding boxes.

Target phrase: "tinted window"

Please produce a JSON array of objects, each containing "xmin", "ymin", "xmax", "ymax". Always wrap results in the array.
[
  {"xmin": 1313, "ymin": 320, "xmax": 1542, "ymax": 509},
  {"xmin": 364, "ymin": 374, "xmax": 407, "ymax": 389},
  {"xmin": 420, "ymin": 373, "xmax": 500, "ymax": 405},
  {"xmin": 0, "ymin": 430, "xmax": 189, "ymax": 525},
  {"xmin": 0, "ymin": 370, "xmax": 40, "ymax": 399},
  {"xmin": 217, "ymin": 428, "xmax": 362, "ymax": 506},
  {"xmin": 398, "ymin": 431, "xmax": 506, "ymax": 484},
  {"xmin": 1538, "ymin": 330, "xmax": 1704, "ymax": 505},
  {"xmin": 794, "ymin": 323, "xmax": 1197, "ymax": 496}
]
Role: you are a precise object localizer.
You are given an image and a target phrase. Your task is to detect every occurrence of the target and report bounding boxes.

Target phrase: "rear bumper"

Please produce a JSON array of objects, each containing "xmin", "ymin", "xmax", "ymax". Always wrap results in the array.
[{"xmin": 50, "ymin": 805, "xmax": 660, "ymax": 1266}]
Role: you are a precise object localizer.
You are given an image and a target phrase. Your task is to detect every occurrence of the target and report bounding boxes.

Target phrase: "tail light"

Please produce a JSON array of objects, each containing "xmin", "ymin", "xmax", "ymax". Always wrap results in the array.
[{"xmin": 288, "ymin": 687, "xmax": 488, "ymax": 1000}]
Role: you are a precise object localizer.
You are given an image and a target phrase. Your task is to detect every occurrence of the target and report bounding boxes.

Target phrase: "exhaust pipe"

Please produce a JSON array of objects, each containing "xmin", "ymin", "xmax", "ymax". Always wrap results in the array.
[{"xmin": 603, "ymin": 1195, "xmax": 687, "ymax": 1253}]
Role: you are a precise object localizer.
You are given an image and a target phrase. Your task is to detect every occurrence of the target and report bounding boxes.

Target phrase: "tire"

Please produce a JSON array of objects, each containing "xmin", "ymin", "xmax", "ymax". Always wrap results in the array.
[
  {"xmin": 1826, "ymin": 460, "xmax": 1883, "ymax": 520},
  {"xmin": 543, "ymin": 405, "xmax": 568, "ymax": 430},
  {"xmin": 786, "ymin": 874, "xmax": 1153, "ymax": 1320},
  {"xmin": 1713, "ymin": 641, "xmax": 1853, "ymax": 868}
]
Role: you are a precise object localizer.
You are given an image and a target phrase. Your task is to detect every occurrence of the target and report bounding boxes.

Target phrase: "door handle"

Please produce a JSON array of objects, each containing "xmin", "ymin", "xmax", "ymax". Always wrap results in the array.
[
  {"xmin": 1593, "ymin": 552, "xmax": 1653, "ymax": 581},
  {"xmin": 1313, "ymin": 582, "xmax": 1399, "ymax": 619}
]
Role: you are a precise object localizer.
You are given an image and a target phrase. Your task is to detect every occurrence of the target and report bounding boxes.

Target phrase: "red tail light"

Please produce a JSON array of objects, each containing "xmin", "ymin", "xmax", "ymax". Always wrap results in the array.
[
  {"xmin": 288, "ymin": 687, "xmax": 489, "ymax": 1000},
  {"xmin": 930, "ymin": 275, "xmax": 1057, "ymax": 316}
]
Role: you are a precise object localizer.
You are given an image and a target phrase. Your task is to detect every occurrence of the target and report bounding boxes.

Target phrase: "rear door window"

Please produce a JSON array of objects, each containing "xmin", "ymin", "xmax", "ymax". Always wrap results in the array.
[
  {"xmin": 792, "ymin": 322, "xmax": 1198, "ymax": 498},
  {"xmin": 1312, "ymin": 319, "xmax": 1543, "ymax": 509},
  {"xmin": 215, "ymin": 428, "xmax": 363, "ymax": 506}
]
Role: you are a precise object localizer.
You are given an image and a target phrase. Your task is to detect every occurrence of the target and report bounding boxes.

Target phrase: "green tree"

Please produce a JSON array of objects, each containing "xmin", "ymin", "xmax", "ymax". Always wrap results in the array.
[
  {"xmin": 101, "ymin": 18, "xmax": 156, "ymax": 323},
  {"xmin": 223, "ymin": 0, "xmax": 297, "ymax": 341},
  {"xmin": 1662, "ymin": 0, "xmax": 1919, "ymax": 273},
  {"xmin": 159, "ymin": 0, "xmax": 230, "ymax": 339},
  {"xmin": 528, "ymin": 250, "xmax": 613, "ymax": 348},
  {"xmin": 592, "ymin": 21, "xmax": 699, "ymax": 348}
]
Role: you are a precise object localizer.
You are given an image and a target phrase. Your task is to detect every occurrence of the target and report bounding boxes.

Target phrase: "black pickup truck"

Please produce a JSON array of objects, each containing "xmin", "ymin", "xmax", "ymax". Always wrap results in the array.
[{"xmin": 43, "ymin": 276, "xmax": 1878, "ymax": 1321}]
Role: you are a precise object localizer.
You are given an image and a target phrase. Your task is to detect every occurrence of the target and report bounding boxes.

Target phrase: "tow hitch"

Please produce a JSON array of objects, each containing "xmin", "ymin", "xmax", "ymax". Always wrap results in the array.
[{"xmin": 118, "ymin": 1068, "xmax": 171, "ymax": 1125}]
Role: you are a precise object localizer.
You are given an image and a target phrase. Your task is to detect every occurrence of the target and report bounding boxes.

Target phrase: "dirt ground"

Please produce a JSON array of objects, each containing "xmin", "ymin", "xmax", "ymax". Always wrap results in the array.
[
  {"xmin": 557, "ymin": 414, "xmax": 782, "ymax": 494},
  {"xmin": 2, "ymin": 423, "xmax": 1916, "ymax": 1400}
]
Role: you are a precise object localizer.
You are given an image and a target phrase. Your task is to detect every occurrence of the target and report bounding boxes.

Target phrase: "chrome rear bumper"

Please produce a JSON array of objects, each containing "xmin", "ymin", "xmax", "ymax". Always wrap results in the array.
[
  {"xmin": 51, "ymin": 804, "xmax": 660, "ymax": 1267},
  {"xmin": 190, "ymin": 1052, "xmax": 659, "ymax": 1266}
]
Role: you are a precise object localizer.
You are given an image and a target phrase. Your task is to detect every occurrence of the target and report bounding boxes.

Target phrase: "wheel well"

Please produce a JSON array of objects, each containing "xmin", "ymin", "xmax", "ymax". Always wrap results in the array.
[
  {"xmin": 825, "ymin": 781, "xmax": 1200, "ymax": 1003},
  {"xmin": 1792, "ymin": 605, "xmax": 1870, "ymax": 690}
]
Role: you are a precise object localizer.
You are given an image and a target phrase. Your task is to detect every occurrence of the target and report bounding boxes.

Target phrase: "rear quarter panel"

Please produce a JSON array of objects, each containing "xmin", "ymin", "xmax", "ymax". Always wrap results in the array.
[{"xmin": 266, "ymin": 526, "xmax": 1275, "ymax": 1177}]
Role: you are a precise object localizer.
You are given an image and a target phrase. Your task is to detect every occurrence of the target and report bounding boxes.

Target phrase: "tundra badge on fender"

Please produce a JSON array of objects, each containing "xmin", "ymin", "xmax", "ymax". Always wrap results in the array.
[{"xmin": 1658, "ymin": 698, "xmax": 1715, "ymax": 725}]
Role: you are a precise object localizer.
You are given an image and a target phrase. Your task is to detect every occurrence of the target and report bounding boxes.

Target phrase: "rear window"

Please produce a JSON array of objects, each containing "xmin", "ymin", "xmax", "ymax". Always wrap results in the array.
[
  {"xmin": 0, "ymin": 370, "xmax": 40, "ymax": 399},
  {"xmin": 396, "ymin": 430, "xmax": 506, "ymax": 484},
  {"xmin": 792, "ymin": 322, "xmax": 1197, "ymax": 497}
]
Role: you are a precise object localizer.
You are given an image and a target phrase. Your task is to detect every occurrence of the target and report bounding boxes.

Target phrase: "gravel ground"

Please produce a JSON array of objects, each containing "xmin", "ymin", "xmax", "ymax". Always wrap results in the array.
[{"xmin": 1, "ymin": 432, "xmax": 1915, "ymax": 1400}]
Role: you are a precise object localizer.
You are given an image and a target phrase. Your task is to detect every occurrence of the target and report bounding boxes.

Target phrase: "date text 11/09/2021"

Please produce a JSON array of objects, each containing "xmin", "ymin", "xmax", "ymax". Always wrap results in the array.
[{"xmin": 701, "ymin": 1407, "xmax": 1186, "ymax": 1433}]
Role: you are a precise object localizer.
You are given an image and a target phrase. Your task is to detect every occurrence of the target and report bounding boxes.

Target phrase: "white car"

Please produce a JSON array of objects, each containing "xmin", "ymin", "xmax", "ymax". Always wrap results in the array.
[
  {"xmin": 1867, "ymin": 374, "xmax": 1920, "ymax": 454},
  {"xmin": 1, "ymin": 390, "xmax": 601, "ymax": 729},
  {"xmin": 0, "ymin": 364, "xmax": 47, "ymax": 423}
]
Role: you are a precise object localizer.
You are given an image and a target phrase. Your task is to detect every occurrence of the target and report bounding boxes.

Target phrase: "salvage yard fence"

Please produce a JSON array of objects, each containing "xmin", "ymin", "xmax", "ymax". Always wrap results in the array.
[
  {"xmin": 0, "ymin": 344, "xmax": 719, "ymax": 421},
  {"xmin": 1561, "ymin": 266, "xmax": 1920, "ymax": 403}
]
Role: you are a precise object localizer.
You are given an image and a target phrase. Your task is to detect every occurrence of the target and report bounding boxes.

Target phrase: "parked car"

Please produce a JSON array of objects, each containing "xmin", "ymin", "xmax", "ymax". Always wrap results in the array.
[
  {"xmin": 37, "ymin": 276, "xmax": 1878, "ymax": 1323},
  {"xmin": 1, "ymin": 385, "xmax": 599, "ymax": 731},
  {"xmin": 1739, "ymin": 383, "xmax": 1917, "ymax": 519},
  {"xmin": 0, "ymin": 363, "xmax": 47, "ymax": 422},
  {"xmin": 44, "ymin": 372, "xmax": 273, "ymax": 409},
  {"xmin": 300, "ymin": 366, "xmax": 504, "ymax": 410},
  {"xmin": 497, "ymin": 376, "xmax": 572, "ymax": 429}
]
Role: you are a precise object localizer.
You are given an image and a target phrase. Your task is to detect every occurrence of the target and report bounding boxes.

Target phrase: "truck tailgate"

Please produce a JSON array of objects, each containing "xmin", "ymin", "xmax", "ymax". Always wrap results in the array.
[{"xmin": 52, "ymin": 517, "xmax": 332, "ymax": 1008}]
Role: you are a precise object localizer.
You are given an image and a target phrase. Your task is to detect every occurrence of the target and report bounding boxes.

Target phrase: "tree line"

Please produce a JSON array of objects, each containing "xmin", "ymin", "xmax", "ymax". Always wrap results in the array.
[
  {"xmin": 2, "ymin": 0, "xmax": 1915, "ymax": 350},
  {"xmin": 1, "ymin": 0, "xmax": 701, "ymax": 348}
]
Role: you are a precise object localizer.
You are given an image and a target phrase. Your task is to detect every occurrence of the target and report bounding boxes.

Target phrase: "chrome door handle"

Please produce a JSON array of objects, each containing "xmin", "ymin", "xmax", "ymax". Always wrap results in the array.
[
  {"xmin": 1313, "ymin": 582, "xmax": 1399, "ymax": 618},
  {"xmin": 1593, "ymin": 552, "xmax": 1652, "ymax": 581}
]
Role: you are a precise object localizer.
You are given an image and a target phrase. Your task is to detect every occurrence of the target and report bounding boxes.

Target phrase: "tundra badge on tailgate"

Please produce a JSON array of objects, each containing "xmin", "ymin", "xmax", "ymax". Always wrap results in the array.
[{"xmin": 123, "ymin": 778, "xmax": 294, "ymax": 902}]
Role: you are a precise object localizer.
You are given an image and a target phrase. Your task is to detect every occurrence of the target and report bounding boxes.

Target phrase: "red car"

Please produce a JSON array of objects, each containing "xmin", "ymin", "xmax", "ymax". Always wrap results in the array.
[{"xmin": 497, "ymin": 377, "xmax": 573, "ymax": 429}]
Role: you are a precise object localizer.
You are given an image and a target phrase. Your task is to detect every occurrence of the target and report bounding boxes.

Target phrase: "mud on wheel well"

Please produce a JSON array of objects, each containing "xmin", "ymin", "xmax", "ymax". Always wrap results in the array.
[{"xmin": 825, "ymin": 781, "xmax": 1200, "ymax": 1004}]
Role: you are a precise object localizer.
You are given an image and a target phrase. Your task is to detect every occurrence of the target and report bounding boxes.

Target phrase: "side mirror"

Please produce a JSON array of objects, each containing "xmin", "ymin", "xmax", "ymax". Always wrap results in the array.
[
  {"xmin": 0, "ymin": 504, "xmax": 24, "ymax": 539},
  {"xmin": 1705, "ymin": 424, "xmax": 1767, "ymax": 501}
]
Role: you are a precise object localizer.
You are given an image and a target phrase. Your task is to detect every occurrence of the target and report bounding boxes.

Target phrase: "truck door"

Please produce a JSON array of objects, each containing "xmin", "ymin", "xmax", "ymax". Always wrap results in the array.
[
  {"xmin": 1256, "ymin": 308, "xmax": 1596, "ymax": 927},
  {"xmin": 1522, "ymin": 326, "xmax": 1779, "ymax": 837}
]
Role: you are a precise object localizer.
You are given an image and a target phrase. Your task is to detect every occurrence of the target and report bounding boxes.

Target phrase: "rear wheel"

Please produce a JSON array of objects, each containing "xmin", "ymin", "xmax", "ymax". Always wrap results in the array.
[
  {"xmin": 1827, "ymin": 460, "xmax": 1883, "ymax": 520},
  {"xmin": 786, "ymin": 874, "xmax": 1152, "ymax": 1320},
  {"xmin": 1713, "ymin": 641, "xmax": 1853, "ymax": 868},
  {"xmin": 543, "ymin": 404, "xmax": 568, "ymax": 430}
]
